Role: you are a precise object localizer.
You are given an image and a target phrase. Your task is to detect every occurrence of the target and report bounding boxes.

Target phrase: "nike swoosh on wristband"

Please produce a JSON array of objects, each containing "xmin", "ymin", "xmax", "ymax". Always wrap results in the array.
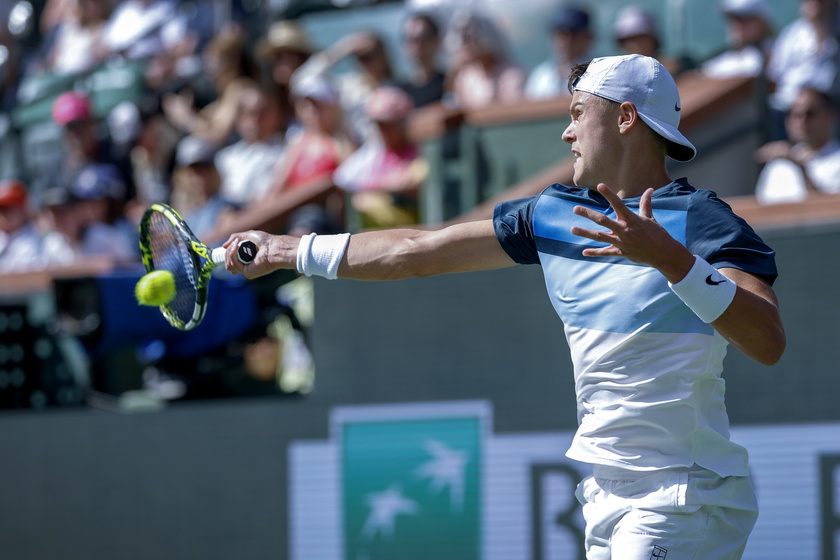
[{"xmin": 705, "ymin": 274, "xmax": 725, "ymax": 286}]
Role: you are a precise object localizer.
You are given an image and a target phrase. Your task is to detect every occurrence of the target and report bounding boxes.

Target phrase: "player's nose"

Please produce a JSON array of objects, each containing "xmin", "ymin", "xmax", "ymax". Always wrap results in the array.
[{"xmin": 562, "ymin": 122, "xmax": 575, "ymax": 144}]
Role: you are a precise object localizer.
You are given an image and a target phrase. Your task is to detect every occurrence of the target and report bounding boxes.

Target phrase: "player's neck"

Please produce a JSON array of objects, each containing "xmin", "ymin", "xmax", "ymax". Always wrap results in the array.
[{"xmin": 595, "ymin": 164, "xmax": 672, "ymax": 199}]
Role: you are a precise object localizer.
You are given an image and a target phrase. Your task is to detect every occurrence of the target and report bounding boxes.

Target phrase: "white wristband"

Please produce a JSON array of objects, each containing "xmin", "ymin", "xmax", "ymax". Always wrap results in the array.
[
  {"xmin": 668, "ymin": 255, "xmax": 737, "ymax": 323},
  {"xmin": 296, "ymin": 233, "xmax": 351, "ymax": 279}
]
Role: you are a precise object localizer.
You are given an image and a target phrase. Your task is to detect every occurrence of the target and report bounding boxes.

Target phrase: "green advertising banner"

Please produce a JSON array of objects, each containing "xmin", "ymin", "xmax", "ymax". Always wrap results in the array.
[{"xmin": 338, "ymin": 404, "xmax": 486, "ymax": 560}]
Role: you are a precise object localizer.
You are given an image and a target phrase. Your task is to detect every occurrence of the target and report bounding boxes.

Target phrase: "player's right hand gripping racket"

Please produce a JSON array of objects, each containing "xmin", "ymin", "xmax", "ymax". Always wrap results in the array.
[{"xmin": 138, "ymin": 203, "xmax": 257, "ymax": 331}]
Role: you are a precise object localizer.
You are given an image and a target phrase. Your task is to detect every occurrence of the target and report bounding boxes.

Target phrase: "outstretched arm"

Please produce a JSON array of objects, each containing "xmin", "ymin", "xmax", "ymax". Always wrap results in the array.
[
  {"xmin": 571, "ymin": 183, "xmax": 786, "ymax": 366},
  {"xmin": 223, "ymin": 219, "xmax": 517, "ymax": 282}
]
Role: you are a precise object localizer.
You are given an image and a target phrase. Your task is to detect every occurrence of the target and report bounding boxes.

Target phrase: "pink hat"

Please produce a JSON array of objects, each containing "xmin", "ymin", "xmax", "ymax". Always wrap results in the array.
[
  {"xmin": 365, "ymin": 87, "xmax": 414, "ymax": 122},
  {"xmin": 52, "ymin": 91, "xmax": 91, "ymax": 125}
]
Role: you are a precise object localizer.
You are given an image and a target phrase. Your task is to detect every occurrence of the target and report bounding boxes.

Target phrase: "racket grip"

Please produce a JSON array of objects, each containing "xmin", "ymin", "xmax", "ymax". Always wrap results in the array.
[{"xmin": 211, "ymin": 241, "xmax": 258, "ymax": 266}]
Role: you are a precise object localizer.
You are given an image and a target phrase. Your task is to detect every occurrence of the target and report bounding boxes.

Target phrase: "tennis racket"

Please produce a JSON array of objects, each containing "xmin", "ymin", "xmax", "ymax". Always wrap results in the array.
[{"xmin": 138, "ymin": 203, "xmax": 257, "ymax": 331}]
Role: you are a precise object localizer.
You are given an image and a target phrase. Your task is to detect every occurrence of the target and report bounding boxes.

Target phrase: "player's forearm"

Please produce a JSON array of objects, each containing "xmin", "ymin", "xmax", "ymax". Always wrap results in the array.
[
  {"xmin": 711, "ymin": 269, "xmax": 786, "ymax": 366},
  {"xmin": 226, "ymin": 221, "xmax": 514, "ymax": 281},
  {"xmin": 339, "ymin": 221, "xmax": 515, "ymax": 281}
]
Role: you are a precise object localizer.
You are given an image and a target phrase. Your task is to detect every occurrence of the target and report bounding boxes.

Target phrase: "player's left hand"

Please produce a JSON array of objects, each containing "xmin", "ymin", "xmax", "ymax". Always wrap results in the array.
[{"xmin": 570, "ymin": 183, "xmax": 694, "ymax": 282}]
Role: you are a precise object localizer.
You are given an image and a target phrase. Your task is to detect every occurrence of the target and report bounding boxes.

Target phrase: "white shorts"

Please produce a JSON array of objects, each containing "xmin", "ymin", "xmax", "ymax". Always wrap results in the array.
[{"xmin": 575, "ymin": 464, "xmax": 758, "ymax": 560}]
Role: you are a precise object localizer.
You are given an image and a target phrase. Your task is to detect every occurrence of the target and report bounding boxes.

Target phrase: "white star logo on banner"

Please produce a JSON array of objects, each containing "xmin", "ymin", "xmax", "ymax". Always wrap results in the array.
[
  {"xmin": 414, "ymin": 439, "xmax": 469, "ymax": 512},
  {"xmin": 361, "ymin": 483, "xmax": 420, "ymax": 540}
]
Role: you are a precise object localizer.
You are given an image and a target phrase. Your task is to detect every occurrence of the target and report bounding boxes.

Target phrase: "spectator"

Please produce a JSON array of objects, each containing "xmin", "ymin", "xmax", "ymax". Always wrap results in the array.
[
  {"xmin": 294, "ymin": 30, "xmax": 398, "ymax": 142},
  {"xmin": 215, "ymin": 85, "xmax": 289, "ymax": 206},
  {"xmin": 612, "ymin": 5, "xmax": 692, "ymax": 78},
  {"xmin": 333, "ymin": 86, "xmax": 427, "ymax": 228},
  {"xmin": 99, "ymin": 0, "xmax": 188, "ymax": 62},
  {"xmin": 256, "ymin": 20, "xmax": 314, "ymax": 93},
  {"xmin": 701, "ymin": 0, "xmax": 775, "ymax": 79},
  {"xmin": 69, "ymin": 163, "xmax": 137, "ymax": 261},
  {"xmin": 755, "ymin": 85, "xmax": 840, "ymax": 203},
  {"xmin": 128, "ymin": 106, "xmax": 182, "ymax": 210},
  {"xmin": 269, "ymin": 74, "xmax": 356, "ymax": 197},
  {"xmin": 399, "ymin": 12, "xmax": 446, "ymax": 108},
  {"xmin": 36, "ymin": 185, "xmax": 84, "ymax": 262},
  {"xmin": 0, "ymin": 180, "xmax": 66, "ymax": 272},
  {"xmin": 766, "ymin": 0, "xmax": 839, "ymax": 139},
  {"xmin": 161, "ymin": 24, "xmax": 260, "ymax": 146},
  {"xmin": 0, "ymin": 7, "xmax": 24, "ymax": 112},
  {"xmin": 525, "ymin": 5, "xmax": 593, "ymax": 101},
  {"xmin": 170, "ymin": 135, "xmax": 239, "ymax": 242},
  {"xmin": 41, "ymin": 91, "xmax": 135, "ymax": 200},
  {"xmin": 444, "ymin": 8, "xmax": 526, "ymax": 109},
  {"xmin": 41, "ymin": 0, "xmax": 111, "ymax": 75}
]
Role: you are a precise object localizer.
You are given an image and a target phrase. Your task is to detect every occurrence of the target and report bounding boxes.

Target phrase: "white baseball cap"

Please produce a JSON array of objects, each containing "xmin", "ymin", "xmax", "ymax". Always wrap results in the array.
[
  {"xmin": 573, "ymin": 54, "xmax": 696, "ymax": 162},
  {"xmin": 719, "ymin": 0, "xmax": 771, "ymax": 21}
]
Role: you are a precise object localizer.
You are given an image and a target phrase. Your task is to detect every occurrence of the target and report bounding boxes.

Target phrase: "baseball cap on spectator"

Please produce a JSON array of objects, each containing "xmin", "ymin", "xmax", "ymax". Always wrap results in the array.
[
  {"xmin": 719, "ymin": 0, "xmax": 771, "ymax": 20},
  {"xmin": 53, "ymin": 91, "xmax": 92, "ymax": 125},
  {"xmin": 291, "ymin": 74, "xmax": 339, "ymax": 105},
  {"xmin": 551, "ymin": 6, "xmax": 590, "ymax": 32},
  {"xmin": 613, "ymin": 6, "xmax": 659, "ymax": 41},
  {"xmin": 365, "ymin": 87, "xmax": 415, "ymax": 122},
  {"xmin": 256, "ymin": 21, "xmax": 314, "ymax": 59},
  {"xmin": 0, "ymin": 180, "xmax": 27, "ymax": 207},
  {"xmin": 175, "ymin": 135, "xmax": 219, "ymax": 167},
  {"xmin": 72, "ymin": 164, "xmax": 127, "ymax": 200},
  {"xmin": 573, "ymin": 54, "xmax": 696, "ymax": 161}
]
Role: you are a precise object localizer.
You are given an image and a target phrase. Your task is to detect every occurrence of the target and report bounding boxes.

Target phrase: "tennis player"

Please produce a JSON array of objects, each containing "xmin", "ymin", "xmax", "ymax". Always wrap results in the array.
[{"xmin": 224, "ymin": 54, "xmax": 785, "ymax": 559}]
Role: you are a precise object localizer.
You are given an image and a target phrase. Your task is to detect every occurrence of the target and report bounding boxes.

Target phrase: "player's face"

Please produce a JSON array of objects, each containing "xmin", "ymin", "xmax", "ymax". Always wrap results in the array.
[{"xmin": 562, "ymin": 91, "xmax": 620, "ymax": 188}]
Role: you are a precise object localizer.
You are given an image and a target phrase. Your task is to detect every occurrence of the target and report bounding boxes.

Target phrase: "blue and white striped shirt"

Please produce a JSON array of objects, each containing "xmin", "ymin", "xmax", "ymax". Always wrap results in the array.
[{"xmin": 494, "ymin": 179, "xmax": 777, "ymax": 476}]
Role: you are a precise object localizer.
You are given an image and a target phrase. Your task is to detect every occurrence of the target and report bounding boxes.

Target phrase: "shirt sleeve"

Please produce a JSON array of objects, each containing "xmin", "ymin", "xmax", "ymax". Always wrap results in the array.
[
  {"xmin": 686, "ymin": 190, "xmax": 778, "ymax": 285},
  {"xmin": 493, "ymin": 195, "xmax": 540, "ymax": 265}
]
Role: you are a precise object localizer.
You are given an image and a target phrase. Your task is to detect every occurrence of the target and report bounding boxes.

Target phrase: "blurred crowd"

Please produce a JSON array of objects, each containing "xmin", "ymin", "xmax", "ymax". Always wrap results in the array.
[
  {"xmin": 0, "ymin": 0, "xmax": 838, "ymax": 403},
  {"xmin": 1, "ymin": 0, "xmax": 840, "ymax": 277}
]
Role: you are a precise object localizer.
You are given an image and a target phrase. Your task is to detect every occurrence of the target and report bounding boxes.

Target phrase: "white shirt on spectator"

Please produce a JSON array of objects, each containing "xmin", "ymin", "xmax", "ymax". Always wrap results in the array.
[
  {"xmin": 215, "ymin": 136, "xmax": 286, "ymax": 205},
  {"xmin": 101, "ymin": 0, "xmax": 186, "ymax": 60},
  {"xmin": 756, "ymin": 139, "xmax": 840, "ymax": 203},
  {"xmin": 0, "ymin": 224, "xmax": 70, "ymax": 273},
  {"xmin": 525, "ymin": 55, "xmax": 590, "ymax": 101},
  {"xmin": 767, "ymin": 18, "xmax": 839, "ymax": 111},
  {"xmin": 702, "ymin": 43, "xmax": 771, "ymax": 79},
  {"xmin": 51, "ymin": 21, "xmax": 105, "ymax": 75}
]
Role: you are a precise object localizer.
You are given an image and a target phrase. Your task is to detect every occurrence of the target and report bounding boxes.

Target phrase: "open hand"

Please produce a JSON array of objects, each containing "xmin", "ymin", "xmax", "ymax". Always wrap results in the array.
[{"xmin": 570, "ymin": 183, "xmax": 694, "ymax": 282}]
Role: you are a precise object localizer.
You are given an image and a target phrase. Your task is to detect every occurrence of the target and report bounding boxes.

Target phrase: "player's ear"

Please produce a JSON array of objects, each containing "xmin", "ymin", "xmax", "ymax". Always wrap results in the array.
[{"xmin": 617, "ymin": 102, "xmax": 639, "ymax": 134}]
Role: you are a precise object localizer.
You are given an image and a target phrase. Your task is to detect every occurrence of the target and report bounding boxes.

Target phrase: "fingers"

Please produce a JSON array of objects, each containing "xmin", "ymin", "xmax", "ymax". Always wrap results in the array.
[
  {"xmin": 222, "ymin": 230, "xmax": 261, "ymax": 275},
  {"xmin": 639, "ymin": 188, "xmax": 654, "ymax": 218},
  {"xmin": 570, "ymin": 185, "xmax": 658, "ymax": 258}
]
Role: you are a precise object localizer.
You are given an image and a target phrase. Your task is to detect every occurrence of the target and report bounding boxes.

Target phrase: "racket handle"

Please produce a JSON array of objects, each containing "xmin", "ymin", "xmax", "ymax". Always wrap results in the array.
[{"xmin": 211, "ymin": 241, "xmax": 258, "ymax": 266}]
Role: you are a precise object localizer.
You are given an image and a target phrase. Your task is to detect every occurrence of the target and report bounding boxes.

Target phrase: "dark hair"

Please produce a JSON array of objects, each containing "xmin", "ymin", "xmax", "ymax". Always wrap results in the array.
[
  {"xmin": 799, "ymin": 86, "xmax": 838, "ymax": 114},
  {"xmin": 567, "ymin": 62, "xmax": 590, "ymax": 94},
  {"xmin": 406, "ymin": 13, "xmax": 440, "ymax": 40}
]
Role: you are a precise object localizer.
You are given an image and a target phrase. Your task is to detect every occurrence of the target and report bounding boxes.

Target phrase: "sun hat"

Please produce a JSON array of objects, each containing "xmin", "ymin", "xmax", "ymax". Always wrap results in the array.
[
  {"xmin": 175, "ymin": 135, "xmax": 219, "ymax": 167},
  {"xmin": 256, "ymin": 21, "xmax": 314, "ymax": 59},
  {"xmin": 719, "ymin": 0, "xmax": 771, "ymax": 20},
  {"xmin": 573, "ymin": 54, "xmax": 696, "ymax": 161},
  {"xmin": 613, "ymin": 6, "xmax": 659, "ymax": 41},
  {"xmin": 291, "ymin": 73, "xmax": 339, "ymax": 105}
]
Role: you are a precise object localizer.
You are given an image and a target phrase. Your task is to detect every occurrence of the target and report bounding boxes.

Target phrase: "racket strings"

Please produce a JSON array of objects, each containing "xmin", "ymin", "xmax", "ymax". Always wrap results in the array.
[{"xmin": 147, "ymin": 212, "xmax": 199, "ymax": 325}]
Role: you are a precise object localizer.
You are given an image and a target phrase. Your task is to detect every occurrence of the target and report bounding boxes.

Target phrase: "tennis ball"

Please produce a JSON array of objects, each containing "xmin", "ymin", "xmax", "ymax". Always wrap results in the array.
[{"xmin": 135, "ymin": 270, "xmax": 176, "ymax": 306}]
